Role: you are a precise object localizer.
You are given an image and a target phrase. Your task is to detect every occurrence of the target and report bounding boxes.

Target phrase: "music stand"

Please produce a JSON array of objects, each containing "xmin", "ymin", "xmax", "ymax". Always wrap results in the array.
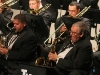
[
  {"xmin": 62, "ymin": 16, "xmax": 81, "ymax": 31},
  {"xmin": 24, "ymin": 13, "xmax": 49, "ymax": 44}
]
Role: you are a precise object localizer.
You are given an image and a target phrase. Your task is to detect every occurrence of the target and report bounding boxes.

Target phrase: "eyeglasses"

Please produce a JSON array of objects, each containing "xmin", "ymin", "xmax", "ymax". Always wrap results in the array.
[{"xmin": 70, "ymin": 31, "xmax": 80, "ymax": 35}]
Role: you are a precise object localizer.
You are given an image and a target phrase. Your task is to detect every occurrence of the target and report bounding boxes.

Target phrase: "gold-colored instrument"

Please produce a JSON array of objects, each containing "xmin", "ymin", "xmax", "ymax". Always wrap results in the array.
[
  {"xmin": 0, "ymin": 0, "xmax": 19, "ymax": 9},
  {"xmin": 6, "ymin": 21, "xmax": 14, "ymax": 30},
  {"xmin": 0, "ymin": 35, "xmax": 7, "ymax": 48},
  {"xmin": 76, "ymin": 6, "xmax": 91, "ymax": 18},
  {"xmin": 44, "ymin": 23, "xmax": 65, "ymax": 47},
  {"xmin": 35, "ymin": 36, "xmax": 58, "ymax": 67},
  {"xmin": 29, "ymin": 4, "xmax": 51, "ymax": 15},
  {"xmin": 45, "ymin": 38, "xmax": 57, "ymax": 67}
]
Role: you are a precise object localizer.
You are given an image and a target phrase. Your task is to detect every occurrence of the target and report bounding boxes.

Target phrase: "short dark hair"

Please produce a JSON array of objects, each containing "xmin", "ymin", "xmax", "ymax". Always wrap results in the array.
[
  {"xmin": 13, "ymin": 14, "xmax": 27, "ymax": 23},
  {"xmin": 69, "ymin": 1, "xmax": 80, "ymax": 9}
]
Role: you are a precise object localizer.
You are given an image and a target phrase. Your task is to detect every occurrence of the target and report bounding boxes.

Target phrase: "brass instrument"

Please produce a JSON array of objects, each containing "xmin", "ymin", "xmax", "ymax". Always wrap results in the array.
[
  {"xmin": 45, "ymin": 38, "xmax": 57, "ymax": 67},
  {"xmin": 76, "ymin": 6, "xmax": 91, "ymax": 18},
  {"xmin": 35, "ymin": 36, "xmax": 58, "ymax": 66},
  {"xmin": 6, "ymin": 21, "xmax": 14, "ymax": 30},
  {"xmin": 0, "ymin": 0, "xmax": 19, "ymax": 9},
  {"xmin": 44, "ymin": 23, "xmax": 65, "ymax": 47},
  {"xmin": 29, "ymin": 4, "xmax": 51, "ymax": 15},
  {"xmin": 0, "ymin": 35, "xmax": 7, "ymax": 48}
]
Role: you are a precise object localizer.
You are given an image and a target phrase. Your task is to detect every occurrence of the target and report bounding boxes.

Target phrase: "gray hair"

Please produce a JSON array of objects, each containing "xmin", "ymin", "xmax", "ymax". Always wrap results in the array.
[{"xmin": 72, "ymin": 21, "xmax": 88, "ymax": 35}]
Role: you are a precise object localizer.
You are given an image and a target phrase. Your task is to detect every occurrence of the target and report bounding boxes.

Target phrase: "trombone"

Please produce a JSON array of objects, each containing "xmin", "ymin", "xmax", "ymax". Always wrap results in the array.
[
  {"xmin": 44, "ymin": 23, "xmax": 65, "ymax": 47},
  {"xmin": 29, "ymin": 4, "xmax": 51, "ymax": 15},
  {"xmin": 44, "ymin": 6, "xmax": 91, "ymax": 47}
]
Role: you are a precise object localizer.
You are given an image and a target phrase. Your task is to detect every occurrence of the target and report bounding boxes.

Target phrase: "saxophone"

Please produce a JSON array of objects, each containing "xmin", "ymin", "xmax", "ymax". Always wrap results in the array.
[
  {"xmin": 0, "ymin": 35, "xmax": 7, "ymax": 48},
  {"xmin": 35, "ymin": 38, "xmax": 57, "ymax": 67},
  {"xmin": 45, "ymin": 38, "xmax": 57, "ymax": 67}
]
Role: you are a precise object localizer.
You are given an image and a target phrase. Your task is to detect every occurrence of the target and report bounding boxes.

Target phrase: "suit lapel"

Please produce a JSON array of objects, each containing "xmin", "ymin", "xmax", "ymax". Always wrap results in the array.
[
  {"xmin": 13, "ymin": 30, "xmax": 26, "ymax": 45},
  {"xmin": 57, "ymin": 39, "xmax": 71, "ymax": 54},
  {"xmin": 64, "ymin": 46, "xmax": 76, "ymax": 58}
]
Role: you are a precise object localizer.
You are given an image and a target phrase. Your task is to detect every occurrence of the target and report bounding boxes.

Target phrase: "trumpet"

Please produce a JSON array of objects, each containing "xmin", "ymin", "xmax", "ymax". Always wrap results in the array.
[
  {"xmin": 29, "ymin": 4, "xmax": 51, "ymax": 15},
  {"xmin": 0, "ymin": 0, "xmax": 19, "ymax": 9}
]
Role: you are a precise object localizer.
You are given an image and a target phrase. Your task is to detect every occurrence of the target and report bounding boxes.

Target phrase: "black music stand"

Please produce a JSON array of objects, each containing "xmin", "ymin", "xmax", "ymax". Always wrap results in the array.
[
  {"xmin": 62, "ymin": 16, "xmax": 81, "ymax": 30},
  {"xmin": 24, "ymin": 13, "xmax": 49, "ymax": 44}
]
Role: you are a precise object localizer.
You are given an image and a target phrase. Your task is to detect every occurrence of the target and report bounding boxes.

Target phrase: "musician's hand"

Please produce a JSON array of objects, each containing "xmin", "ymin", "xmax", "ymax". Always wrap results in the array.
[
  {"xmin": 0, "ymin": 47, "xmax": 8, "ymax": 55},
  {"xmin": 60, "ymin": 25, "xmax": 67, "ymax": 33},
  {"xmin": 48, "ymin": 52, "xmax": 58, "ymax": 62}
]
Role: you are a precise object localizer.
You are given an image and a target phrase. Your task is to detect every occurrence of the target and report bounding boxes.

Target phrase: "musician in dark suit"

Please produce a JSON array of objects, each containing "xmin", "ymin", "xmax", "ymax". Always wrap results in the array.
[
  {"xmin": 48, "ymin": 21, "xmax": 93, "ymax": 75},
  {"xmin": 54, "ymin": 2, "xmax": 91, "ymax": 52},
  {"xmin": 0, "ymin": 0, "xmax": 13, "ymax": 35},
  {"xmin": 0, "ymin": 14, "xmax": 37, "ymax": 74}
]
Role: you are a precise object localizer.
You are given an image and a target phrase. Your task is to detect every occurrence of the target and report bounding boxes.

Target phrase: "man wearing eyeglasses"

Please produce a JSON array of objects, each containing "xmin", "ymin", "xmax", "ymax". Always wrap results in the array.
[
  {"xmin": 48, "ymin": 21, "xmax": 93, "ymax": 75},
  {"xmin": 55, "ymin": 1, "xmax": 91, "ymax": 52}
]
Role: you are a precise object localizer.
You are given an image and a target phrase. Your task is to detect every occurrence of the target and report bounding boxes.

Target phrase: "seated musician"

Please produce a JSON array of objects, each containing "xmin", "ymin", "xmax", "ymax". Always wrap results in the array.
[
  {"xmin": 55, "ymin": 1, "xmax": 91, "ymax": 52},
  {"xmin": 0, "ymin": 14, "xmax": 37, "ymax": 74},
  {"xmin": 22, "ymin": 0, "xmax": 52, "ymax": 29},
  {"xmin": 22, "ymin": 0, "xmax": 51, "ymax": 45},
  {"xmin": 0, "ymin": 0, "xmax": 13, "ymax": 35},
  {"xmin": 48, "ymin": 21, "xmax": 93, "ymax": 75}
]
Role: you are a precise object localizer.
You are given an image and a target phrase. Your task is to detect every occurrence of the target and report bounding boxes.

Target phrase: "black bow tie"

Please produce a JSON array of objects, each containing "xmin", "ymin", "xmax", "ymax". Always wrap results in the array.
[
  {"xmin": 13, "ymin": 32, "xmax": 20, "ymax": 35},
  {"xmin": 58, "ymin": 42, "xmax": 74, "ymax": 54},
  {"xmin": 68, "ymin": 43, "xmax": 74, "ymax": 47}
]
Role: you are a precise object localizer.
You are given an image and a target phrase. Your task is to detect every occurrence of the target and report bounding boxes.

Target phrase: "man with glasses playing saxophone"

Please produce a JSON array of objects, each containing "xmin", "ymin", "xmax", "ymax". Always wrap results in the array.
[
  {"xmin": 0, "ymin": 0, "xmax": 13, "ymax": 35},
  {"xmin": 47, "ymin": 21, "xmax": 93, "ymax": 75},
  {"xmin": 55, "ymin": 1, "xmax": 91, "ymax": 52}
]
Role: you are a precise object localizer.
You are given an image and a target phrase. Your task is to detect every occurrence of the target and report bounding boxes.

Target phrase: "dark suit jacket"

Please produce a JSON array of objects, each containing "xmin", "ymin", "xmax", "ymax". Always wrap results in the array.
[
  {"xmin": 3, "ymin": 27, "xmax": 37, "ymax": 69},
  {"xmin": 54, "ymin": 37, "xmax": 93, "ymax": 75}
]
